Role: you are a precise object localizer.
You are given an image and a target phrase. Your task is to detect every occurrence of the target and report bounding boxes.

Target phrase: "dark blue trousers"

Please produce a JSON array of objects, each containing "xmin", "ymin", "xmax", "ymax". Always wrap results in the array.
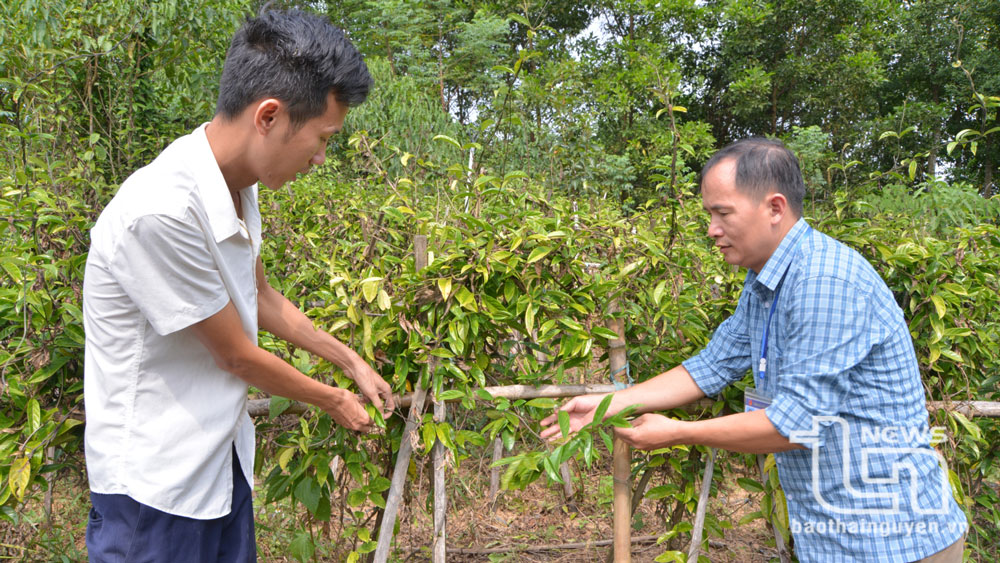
[{"xmin": 86, "ymin": 446, "xmax": 256, "ymax": 563}]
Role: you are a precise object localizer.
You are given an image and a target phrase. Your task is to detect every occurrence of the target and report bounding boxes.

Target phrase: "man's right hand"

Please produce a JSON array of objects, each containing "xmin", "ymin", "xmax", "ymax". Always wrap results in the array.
[
  {"xmin": 540, "ymin": 393, "xmax": 615, "ymax": 441},
  {"xmin": 325, "ymin": 387, "xmax": 373, "ymax": 432}
]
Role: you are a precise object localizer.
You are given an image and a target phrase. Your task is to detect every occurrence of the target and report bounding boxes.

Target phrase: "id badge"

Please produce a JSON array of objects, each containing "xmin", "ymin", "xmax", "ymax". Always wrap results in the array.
[{"xmin": 744, "ymin": 386, "xmax": 772, "ymax": 412}]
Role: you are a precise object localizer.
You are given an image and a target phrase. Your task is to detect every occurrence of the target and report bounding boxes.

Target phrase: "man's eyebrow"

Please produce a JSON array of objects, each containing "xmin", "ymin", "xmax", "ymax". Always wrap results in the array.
[{"xmin": 704, "ymin": 203, "xmax": 733, "ymax": 211}]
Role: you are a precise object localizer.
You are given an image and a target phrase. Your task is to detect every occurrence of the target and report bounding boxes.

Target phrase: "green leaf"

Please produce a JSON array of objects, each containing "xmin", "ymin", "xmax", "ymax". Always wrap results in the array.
[
  {"xmin": 360, "ymin": 277, "xmax": 382, "ymax": 303},
  {"xmin": 432, "ymin": 134, "xmax": 461, "ymax": 149},
  {"xmin": 438, "ymin": 277, "xmax": 453, "ymax": 301},
  {"xmin": 369, "ymin": 476, "xmax": 391, "ymax": 493},
  {"xmin": 422, "ymin": 421, "xmax": 437, "ymax": 453},
  {"xmin": 737, "ymin": 477, "xmax": 764, "ymax": 493},
  {"xmin": 508, "ymin": 13, "xmax": 530, "ymax": 26},
  {"xmin": 347, "ymin": 488, "xmax": 367, "ymax": 507},
  {"xmin": 437, "ymin": 389, "xmax": 465, "ymax": 401},
  {"xmin": 269, "ymin": 396, "xmax": 292, "ymax": 419},
  {"xmin": 294, "ymin": 477, "xmax": 321, "ymax": 514},
  {"xmin": 289, "ymin": 530, "xmax": 316, "ymax": 562},
  {"xmin": 951, "ymin": 412, "xmax": 983, "ymax": 443},
  {"xmin": 591, "ymin": 394, "xmax": 614, "ymax": 426},
  {"xmin": 526, "ymin": 398, "xmax": 556, "ymax": 409},
  {"xmin": 526, "ymin": 246, "xmax": 553, "ymax": 263},
  {"xmin": 376, "ymin": 288, "xmax": 392, "ymax": 311},
  {"xmin": 558, "ymin": 410, "xmax": 570, "ymax": 438},
  {"xmin": 278, "ymin": 447, "xmax": 295, "ymax": 471},
  {"xmin": 9, "ymin": 457, "xmax": 31, "ymax": 501},
  {"xmin": 739, "ymin": 510, "xmax": 764, "ymax": 525},
  {"xmin": 455, "ymin": 285, "xmax": 477, "ymax": 310},
  {"xmin": 27, "ymin": 399, "xmax": 40, "ymax": 433},
  {"xmin": 590, "ymin": 326, "xmax": 620, "ymax": 340},
  {"xmin": 652, "ymin": 280, "xmax": 667, "ymax": 306},
  {"xmin": 930, "ymin": 294, "xmax": 946, "ymax": 319}
]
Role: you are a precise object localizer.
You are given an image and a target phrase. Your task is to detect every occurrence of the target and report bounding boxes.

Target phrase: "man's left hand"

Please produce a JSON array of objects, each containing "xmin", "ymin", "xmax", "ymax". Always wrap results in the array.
[
  {"xmin": 614, "ymin": 413, "xmax": 689, "ymax": 451},
  {"xmin": 347, "ymin": 361, "xmax": 395, "ymax": 415}
]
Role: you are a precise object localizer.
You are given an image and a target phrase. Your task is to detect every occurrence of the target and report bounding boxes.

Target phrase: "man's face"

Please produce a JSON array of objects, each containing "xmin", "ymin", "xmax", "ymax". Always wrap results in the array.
[
  {"xmin": 701, "ymin": 158, "xmax": 779, "ymax": 273},
  {"xmin": 258, "ymin": 92, "xmax": 347, "ymax": 190}
]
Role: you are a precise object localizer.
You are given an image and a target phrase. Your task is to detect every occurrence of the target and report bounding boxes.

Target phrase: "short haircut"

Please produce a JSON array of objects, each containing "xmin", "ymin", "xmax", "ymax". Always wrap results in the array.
[
  {"xmin": 701, "ymin": 137, "xmax": 806, "ymax": 217},
  {"xmin": 215, "ymin": 9, "xmax": 372, "ymax": 129}
]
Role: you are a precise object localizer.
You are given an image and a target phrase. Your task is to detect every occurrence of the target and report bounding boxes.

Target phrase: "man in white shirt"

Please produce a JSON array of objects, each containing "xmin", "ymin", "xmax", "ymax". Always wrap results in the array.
[{"xmin": 82, "ymin": 9, "xmax": 393, "ymax": 562}]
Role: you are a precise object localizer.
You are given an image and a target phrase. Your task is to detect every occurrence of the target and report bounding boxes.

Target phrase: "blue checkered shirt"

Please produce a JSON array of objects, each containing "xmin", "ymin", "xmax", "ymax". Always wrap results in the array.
[{"xmin": 683, "ymin": 219, "xmax": 967, "ymax": 562}]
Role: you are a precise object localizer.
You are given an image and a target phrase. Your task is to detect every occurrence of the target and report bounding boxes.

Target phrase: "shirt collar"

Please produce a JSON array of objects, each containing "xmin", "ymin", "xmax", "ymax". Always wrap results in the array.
[
  {"xmin": 188, "ymin": 123, "xmax": 256, "ymax": 243},
  {"xmin": 753, "ymin": 217, "xmax": 810, "ymax": 292}
]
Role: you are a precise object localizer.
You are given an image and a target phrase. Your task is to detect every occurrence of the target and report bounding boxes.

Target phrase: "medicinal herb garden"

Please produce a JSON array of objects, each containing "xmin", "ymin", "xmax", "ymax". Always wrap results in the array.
[{"xmin": 2, "ymin": 1, "xmax": 999, "ymax": 561}]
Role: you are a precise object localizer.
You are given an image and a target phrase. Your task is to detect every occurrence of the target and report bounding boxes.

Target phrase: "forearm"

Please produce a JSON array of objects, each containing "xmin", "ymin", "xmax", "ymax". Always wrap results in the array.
[
  {"xmin": 681, "ymin": 409, "xmax": 803, "ymax": 454},
  {"xmin": 609, "ymin": 364, "xmax": 706, "ymax": 415},
  {"xmin": 258, "ymin": 284, "xmax": 367, "ymax": 374},
  {"xmin": 228, "ymin": 345, "xmax": 344, "ymax": 411}
]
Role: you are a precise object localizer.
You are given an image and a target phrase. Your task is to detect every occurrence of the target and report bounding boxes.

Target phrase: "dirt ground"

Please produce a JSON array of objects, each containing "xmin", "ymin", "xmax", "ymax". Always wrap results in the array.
[{"xmin": 389, "ymin": 453, "xmax": 780, "ymax": 563}]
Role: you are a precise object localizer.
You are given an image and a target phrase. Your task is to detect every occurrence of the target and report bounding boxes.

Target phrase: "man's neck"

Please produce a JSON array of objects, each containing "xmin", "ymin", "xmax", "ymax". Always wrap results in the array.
[{"xmin": 205, "ymin": 115, "xmax": 258, "ymax": 195}]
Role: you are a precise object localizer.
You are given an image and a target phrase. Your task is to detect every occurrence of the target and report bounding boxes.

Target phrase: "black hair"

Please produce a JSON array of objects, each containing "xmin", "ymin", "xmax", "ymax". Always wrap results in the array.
[
  {"xmin": 701, "ymin": 137, "xmax": 806, "ymax": 217},
  {"xmin": 215, "ymin": 9, "xmax": 372, "ymax": 128}
]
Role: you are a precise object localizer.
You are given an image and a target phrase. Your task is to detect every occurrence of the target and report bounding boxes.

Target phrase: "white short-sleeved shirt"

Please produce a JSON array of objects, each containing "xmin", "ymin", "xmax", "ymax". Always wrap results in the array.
[{"xmin": 83, "ymin": 123, "xmax": 261, "ymax": 519}]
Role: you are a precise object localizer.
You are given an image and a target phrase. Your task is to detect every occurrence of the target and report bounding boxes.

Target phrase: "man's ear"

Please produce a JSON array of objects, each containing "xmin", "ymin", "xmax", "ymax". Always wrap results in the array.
[
  {"xmin": 252, "ymin": 98, "xmax": 283, "ymax": 136},
  {"xmin": 767, "ymin": 192, "xmax": 788, "ymax": 224}
]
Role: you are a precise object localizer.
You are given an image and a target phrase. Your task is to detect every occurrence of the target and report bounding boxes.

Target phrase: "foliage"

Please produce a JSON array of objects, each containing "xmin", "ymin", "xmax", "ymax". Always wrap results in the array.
[{"xmin": 3, "ymin": 0, "xmax": 1000, "ymax": 561}]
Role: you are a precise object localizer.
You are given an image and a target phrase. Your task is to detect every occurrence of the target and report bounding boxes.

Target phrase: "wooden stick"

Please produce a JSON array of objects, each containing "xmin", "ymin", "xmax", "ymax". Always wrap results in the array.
[
  {"xmin": 758, "ymin": 454, "xmax": 792, "ymax": 563},
  {"xmin": 373, "ymin": 377, "xmax": 426, "ymax": 563},
  {"xmin": 423, "ymin": 536, "xmax": 732, "ymax": 556},
  {"xmin": 560, "ymin": 460, "xmax": 574, "ymax": 500},
  {"xmin": 607, "ymin": 308, "xmax": 631, "ymax": 563},
  {"xmin": 489, "ymin": 437, "xmax": 504, "ymax": 504},
  {"xmin": 247, "ymin": 396, "xmax": 1000, "ymax": 419},
  {"xmin": 432, "ymin": 397, "xmax": 447, "ymax": 562},
  {"xmin": 612, "ymin": 436, "xmax": 631, "ymax": 562},
  {"xmin": 412, "ymin": 534, "xmax": 669, "ymax": 555},
  {"xmin": 687, "ymin": 448, "xmax": 716, "ymax": 561},
  {"xmin": 373, "ymin": 235, "xmax": 430, "ymax": 563}
]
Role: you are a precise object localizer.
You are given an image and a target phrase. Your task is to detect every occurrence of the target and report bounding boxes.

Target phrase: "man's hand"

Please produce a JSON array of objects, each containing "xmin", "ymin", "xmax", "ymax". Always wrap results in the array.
[
  {"xmin": 345, "ymin": 360, "xmax": 395, "ymax": 416},
  {"xmin": 540, "ymin": 393, "xmax": 613, "ymax": 441},
  {"xmin": 613, "ymin": 413, "xmax": 689, "ymax": 450},
  {"xmin": 325, "ymin": 387, "xmax": 375, "ymax": 432}
]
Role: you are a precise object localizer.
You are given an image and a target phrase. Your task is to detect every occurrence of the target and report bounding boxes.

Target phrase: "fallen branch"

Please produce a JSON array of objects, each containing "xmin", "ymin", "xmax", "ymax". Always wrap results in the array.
[{"xmin": 410, "ymin": 535, "xmax": 727, "ymax": 556}]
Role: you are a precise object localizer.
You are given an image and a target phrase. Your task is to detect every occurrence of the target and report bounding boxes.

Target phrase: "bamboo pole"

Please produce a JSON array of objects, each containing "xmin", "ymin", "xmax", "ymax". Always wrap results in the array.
[
  {"xmin": 687, "ymin": 448, "xmax": 716, "ymax": 561},
  {"xmin": 607, "ymin": 307, "xmax": 631, "ymax": 563},
  {"xmin": 489, "ymin": 437, "xmax": 504, "ymax": 505},
  {"xmin": 432, "ymin": 398, "xmax": 447, "ymax": 562},
  {"xmin": 248, "ymin": 396, "xmax": 1000, "ymax": 419},
  {"xmin": 373, "ymin": 235, "xmax": 430, "ymax": 563}
]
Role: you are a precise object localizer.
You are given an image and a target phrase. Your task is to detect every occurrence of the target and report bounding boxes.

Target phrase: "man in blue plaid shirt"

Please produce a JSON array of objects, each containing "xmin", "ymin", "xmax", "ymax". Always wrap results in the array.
[{"xmin": 542, "ymin": 138, "xmax": 967, "ymax": 562}]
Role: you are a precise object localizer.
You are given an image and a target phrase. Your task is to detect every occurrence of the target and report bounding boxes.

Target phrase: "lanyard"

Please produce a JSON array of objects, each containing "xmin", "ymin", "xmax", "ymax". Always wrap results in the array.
[
  {"xmin": 758, "ymin": 287, "xmax": 782, "ymax": 384},
  {"xmin": 758, "ymin": 226, "xmax": 811, "ymax": 385}
]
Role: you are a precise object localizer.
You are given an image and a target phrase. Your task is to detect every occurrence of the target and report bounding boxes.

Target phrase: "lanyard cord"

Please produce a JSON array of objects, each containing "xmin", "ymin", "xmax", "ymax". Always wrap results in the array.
[
  {"xmin": 758, "ymin": 226, "xmax": 811, "ymax": 385},
  {"xmin": 758, "ymin": 284, "xmax": 783, "ymax": 383}
]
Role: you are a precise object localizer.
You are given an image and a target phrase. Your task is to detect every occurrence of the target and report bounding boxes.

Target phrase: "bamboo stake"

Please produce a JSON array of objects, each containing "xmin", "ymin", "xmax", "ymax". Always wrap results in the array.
[
  {"xmin": 758, "ymin": 454, "xmax": 792, "ymax": 563},
  {"xmin": 687, "ymin": 448, "xmax": 716, "ymax": 561},
  {"xmin": 489, "ymin": 437, "xmax": 504, "ymax": 504},
  {"xmin": 373, "ymin": 235, "xmax": 430, "ymax": 563},
  {"xmin": 432, "ymin": 398, "xmax": 447, "ymax": 562},
  {"xmin": 607, "ymin": 307, "xmax": 631, "ymax": 563},
  {"xmin": 248, "ymin": 396, "xmax": 1000, "ymax": 419}
]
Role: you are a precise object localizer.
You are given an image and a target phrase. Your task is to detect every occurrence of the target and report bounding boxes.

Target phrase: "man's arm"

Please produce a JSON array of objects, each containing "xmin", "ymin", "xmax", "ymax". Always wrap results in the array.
[
  {"xmin": 190, "ymin": 301, "xmax": 373, "ymax": 431},
  {"xmin": 614, "ymin": 409, "xmax": 804, "ymax": 453},
  {"xmin": 540, "ymin": 364, "xmax": 705, "ymax": 440},
  {"xmin": 255, "ymin": 258, "xmax": 394, "ymax": 413}
]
